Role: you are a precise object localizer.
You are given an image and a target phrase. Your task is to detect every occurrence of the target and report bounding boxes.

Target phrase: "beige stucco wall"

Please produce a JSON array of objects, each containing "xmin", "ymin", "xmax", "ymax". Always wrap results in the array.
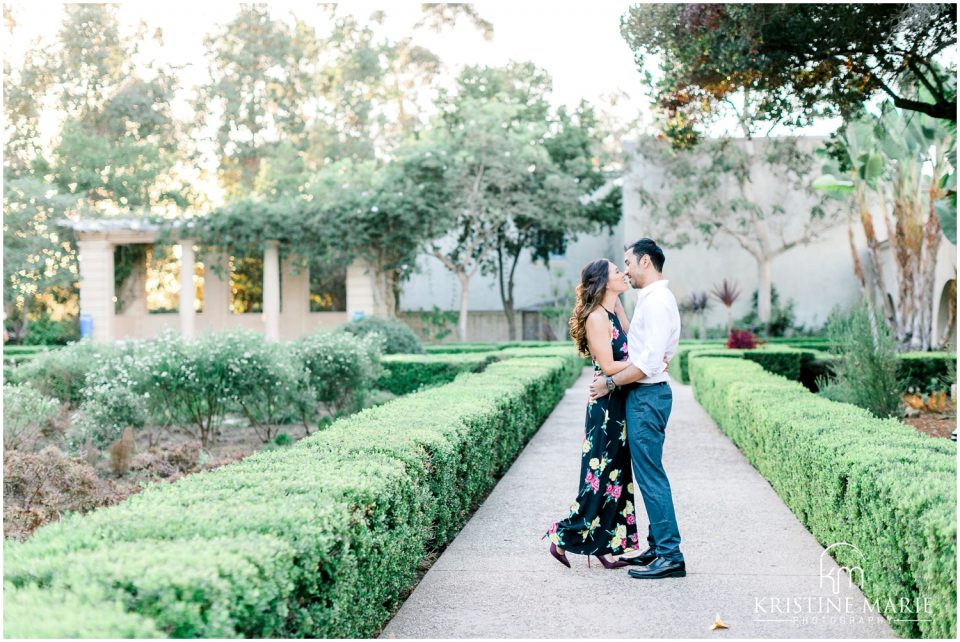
[{"xmin": 621, "ymin": 137, "xmax": 958, "ymax": 341}]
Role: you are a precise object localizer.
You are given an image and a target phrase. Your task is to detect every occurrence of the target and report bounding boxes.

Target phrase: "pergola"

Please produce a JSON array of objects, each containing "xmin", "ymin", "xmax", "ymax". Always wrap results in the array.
[{"xmin": 62, "ymin": 218, "xmax": 382, "ymax": 342}]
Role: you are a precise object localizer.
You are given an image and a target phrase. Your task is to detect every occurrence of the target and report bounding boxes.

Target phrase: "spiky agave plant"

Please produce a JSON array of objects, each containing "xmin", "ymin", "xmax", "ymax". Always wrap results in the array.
[{"xmin": 711, "ymin": 279, "xmax": 741, "ymax": 333}]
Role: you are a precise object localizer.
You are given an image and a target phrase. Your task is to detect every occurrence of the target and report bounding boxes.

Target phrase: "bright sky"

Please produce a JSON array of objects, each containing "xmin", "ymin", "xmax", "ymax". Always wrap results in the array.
[
  {"xmin": 5, "ymin": 2, "xmax": 655, "ymax": 126},
  {"xmin": 4, "ymin": 1, "xmax": 845, "ymax": 209}
]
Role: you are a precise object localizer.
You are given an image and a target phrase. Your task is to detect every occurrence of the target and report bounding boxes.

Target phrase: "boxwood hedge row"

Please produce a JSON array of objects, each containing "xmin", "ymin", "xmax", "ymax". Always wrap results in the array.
[
  {"xmin": 423, "ymin": 340, "xmax": 567, "ymax": 354},
  {"xmin": 3, "ymin": 348, "xmax": 582, "ymax": 638},
  {"xmin": 376, "ymin": 352, "xmax": 500, "ymax": 395},
  {"xmin": 690, "ymin": 356, "xmax": 957, "ymax": 639},
  {"xmin": 3, "ymin": 584, "xmax": 165, "ymax": 638},
  {"xmin": 675, "ymin": 342, "xmax": 955, "ymax": 394}
]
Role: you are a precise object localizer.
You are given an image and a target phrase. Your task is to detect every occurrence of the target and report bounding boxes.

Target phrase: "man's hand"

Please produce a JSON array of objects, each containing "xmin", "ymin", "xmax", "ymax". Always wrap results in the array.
[
  {"xmin": 588, "ymin": 357, "xmax": 670, "ymax": 401},
  {"xmin": 588, "ymin": 375, "xmax": 609, "ymax": 401}
]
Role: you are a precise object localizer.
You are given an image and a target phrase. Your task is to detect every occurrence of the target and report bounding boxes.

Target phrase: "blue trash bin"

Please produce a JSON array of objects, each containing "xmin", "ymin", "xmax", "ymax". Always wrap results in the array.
[{"xmin": 80, "ymin": 313, "xmax": 94, "ymax": 339}]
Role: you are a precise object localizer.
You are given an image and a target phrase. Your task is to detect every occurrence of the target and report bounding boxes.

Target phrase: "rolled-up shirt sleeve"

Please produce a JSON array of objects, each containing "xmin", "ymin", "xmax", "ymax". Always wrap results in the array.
[{"xmin": 631, "ymin": 294, "xmax": 672, "ymax": 377}]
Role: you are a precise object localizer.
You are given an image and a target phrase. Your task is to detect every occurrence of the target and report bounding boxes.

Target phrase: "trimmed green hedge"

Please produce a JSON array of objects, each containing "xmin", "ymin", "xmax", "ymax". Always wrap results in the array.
[
  {"xmin": 3, "ymin": 584, "xmax": 165, "ymax": 638},
  {"xmin": 424, "ymin": 343, "xmax": 501, "ymax": 354},
  {"xmin": 767, "ymin": 337, "xmax": 830, "ymax": 350},
  {"xmin": 424, "ymin": 341, "xmax": 567, "ymax": 354},
  {"xmin": 376, "ymin": 353, "xmax": 499, "ymax": 395},
  {"xmin": 690, "ymin": 356, "xmax": 957, "ymax": 639},
  {"xmin": 898, "ymin": 352, "xmax": 956, "ymax": 393},
  {"xmin": 3, "ymin": 347, "xmax": 582, "ymax": 638},
  {"xmin": 676, "ymin": 342, "xmax": 956, "ymax": 394}
]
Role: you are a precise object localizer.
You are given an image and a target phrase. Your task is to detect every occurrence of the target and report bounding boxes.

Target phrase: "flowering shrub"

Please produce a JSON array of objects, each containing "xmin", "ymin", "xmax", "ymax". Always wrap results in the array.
[
  {"xmin": 295, "ymin": 330, "xmax": 384, "ymax": 419},
  {"xmin": 726, "ymin": 328, "xmax": 759, "ymax": 349},
  {"xmin": 9, "ymin": 342, "xmax": 117, "ymax": 405},
  {"xmin": 3, "ymin": 384, "xmax": 60, "ymax": 451},
  {"xmin": 69, "ymin": 383, "xmax": 148, "ymax": 454},
  {"xmin": 226, "ymin": 338, "xmax": 309, "ymax": 442},
  {"xmin": 339, "ymin": 316, "xmax": 423, "ymax": 354},
  {"xmin": 63, "ymin": 330, "xmax": 389, "ymax": 449}
]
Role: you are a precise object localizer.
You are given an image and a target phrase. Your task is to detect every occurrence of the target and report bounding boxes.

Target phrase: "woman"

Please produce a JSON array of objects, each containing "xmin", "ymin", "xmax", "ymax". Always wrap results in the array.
[{"xmin": 542, "ymin": 259, "xmax": 640, "ymax": 569}]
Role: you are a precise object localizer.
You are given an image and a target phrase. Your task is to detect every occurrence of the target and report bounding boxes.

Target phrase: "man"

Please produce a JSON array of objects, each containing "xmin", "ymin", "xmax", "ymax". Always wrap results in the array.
[{"xmin": 588, "ymin": 238, "xmax": 685, "ymax": 579}]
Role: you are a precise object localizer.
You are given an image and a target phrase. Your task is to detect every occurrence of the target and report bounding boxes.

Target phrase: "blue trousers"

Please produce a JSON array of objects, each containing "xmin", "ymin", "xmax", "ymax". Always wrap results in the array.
[{"xmin": 625, "ymin": 382, "xmax": 684, "ymax": 562}]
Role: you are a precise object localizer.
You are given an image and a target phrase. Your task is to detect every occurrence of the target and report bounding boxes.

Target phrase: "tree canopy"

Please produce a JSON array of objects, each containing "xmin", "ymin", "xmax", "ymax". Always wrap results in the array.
[{"xmin": 621, "ymin": 3, "xmax": 957, "ymax": 147}]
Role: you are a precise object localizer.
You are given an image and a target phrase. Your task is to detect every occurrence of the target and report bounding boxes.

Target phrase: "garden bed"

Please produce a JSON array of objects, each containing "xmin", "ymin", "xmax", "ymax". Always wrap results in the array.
[
  {"xmin": 2, "ymin": 396, "xmax": 404, "ymax": 542},
  {"xmin": 3, "ymin": 348, "xmax": 582, "ymax": 638}
]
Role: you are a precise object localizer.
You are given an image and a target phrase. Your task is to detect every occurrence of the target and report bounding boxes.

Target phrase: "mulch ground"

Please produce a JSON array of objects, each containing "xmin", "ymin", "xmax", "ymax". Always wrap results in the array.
[
  {"xmin": 4, "ymin": 415, "xmax": 320, "ymax": 541},
  {"xmin": 902, "ymin": 414, "xmax": 957, "ymax": 440}
]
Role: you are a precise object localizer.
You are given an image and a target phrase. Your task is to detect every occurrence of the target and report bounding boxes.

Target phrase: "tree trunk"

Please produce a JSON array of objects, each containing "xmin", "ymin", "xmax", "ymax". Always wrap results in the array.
[
  {"xmin": 757, "ymin": 258, "xmax": 772, "ymax": 331},
  {"xmin": 846, "ymin": 213, "xmax": 881, "ymax": 345},
  {"xmin": 391, "ymin": 268, "xmax": 403, "ymax": 319},
  {"xmin": 18, "ymin": 295, "xmax": 30, "ymax": 342},
  {"xmin": 736, "ymin": 100, "xmax": 773, "ymax": 326},
  {"xmin": 496, "ymin": 242, "xmax": 523, "ymax": 341},
  {"xmin": 456, "ymin": 272, "xmax": 470, "ymax": 342},
  {"xmin": 504, "ymin": 299, "xmax": 517, "ymax": 341},
  {"xmin": 382, "ymin": 267, "xmax": 399, "ymax": 319},
  {"xmin": 855, "ymin": 183, "xmax": 896, "ymax": 328},
  {"xmin": 918, "ymin": 177, "xmax": 945, "ymax": 350}
]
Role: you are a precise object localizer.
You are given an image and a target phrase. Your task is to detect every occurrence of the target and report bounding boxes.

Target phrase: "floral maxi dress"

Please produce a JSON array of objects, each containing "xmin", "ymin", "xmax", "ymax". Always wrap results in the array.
[{"xmin": 544, "ymin": 307, "xmax": 640, "ymax": 555}]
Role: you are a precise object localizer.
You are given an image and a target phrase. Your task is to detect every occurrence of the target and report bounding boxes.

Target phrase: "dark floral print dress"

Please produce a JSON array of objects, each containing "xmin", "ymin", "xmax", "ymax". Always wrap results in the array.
[{"xmin": 544, "ymin": 306, "xmax": 640, "ymax": 555}]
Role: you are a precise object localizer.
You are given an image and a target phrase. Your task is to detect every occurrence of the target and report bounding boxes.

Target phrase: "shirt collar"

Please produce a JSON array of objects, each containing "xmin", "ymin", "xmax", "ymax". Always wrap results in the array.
[{"xmin": 637, "ymin": 279, "xmax": 669, "ymax": 300}]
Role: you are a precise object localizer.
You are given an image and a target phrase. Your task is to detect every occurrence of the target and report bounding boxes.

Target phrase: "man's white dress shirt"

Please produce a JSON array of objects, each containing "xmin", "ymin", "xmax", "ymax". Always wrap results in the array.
[{"xmin": 627, "ymin": 279, "xmax": 681, "ymax": 384}]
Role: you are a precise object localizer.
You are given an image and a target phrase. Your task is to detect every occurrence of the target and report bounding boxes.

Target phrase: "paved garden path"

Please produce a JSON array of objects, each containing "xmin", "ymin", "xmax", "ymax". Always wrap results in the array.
[{"xmin": 380, "ymin": 368, "xmax": 896, "ymax": 638}]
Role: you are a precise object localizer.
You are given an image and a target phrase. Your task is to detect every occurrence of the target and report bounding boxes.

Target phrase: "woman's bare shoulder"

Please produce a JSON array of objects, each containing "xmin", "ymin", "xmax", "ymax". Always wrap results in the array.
[{"xmin": 586, "ymin": 308, "xmax": 607, "ymax": 326}]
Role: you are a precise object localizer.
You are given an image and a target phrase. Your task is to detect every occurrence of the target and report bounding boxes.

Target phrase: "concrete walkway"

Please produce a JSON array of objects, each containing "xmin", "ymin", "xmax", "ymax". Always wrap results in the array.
[{"xmin": 381, "ymin": 368, "xmax": 896, "ymax": 638}]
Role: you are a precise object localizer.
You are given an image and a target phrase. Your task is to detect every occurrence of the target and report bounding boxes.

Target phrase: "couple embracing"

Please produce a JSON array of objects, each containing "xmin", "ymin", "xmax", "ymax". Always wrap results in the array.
[{"xmin": 542, "ymin": 238, "xmax": 685, "ymax": 580}]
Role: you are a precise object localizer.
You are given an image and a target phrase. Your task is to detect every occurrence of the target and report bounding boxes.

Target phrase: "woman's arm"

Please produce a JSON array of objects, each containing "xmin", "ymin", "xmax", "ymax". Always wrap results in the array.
[
  {"xmin": 614, "ymin": 297, "xmax": 630, "ymax": 333},
  {"xmin": 586, "ymin": 311, "xmax": 630, "ymax": 376}
]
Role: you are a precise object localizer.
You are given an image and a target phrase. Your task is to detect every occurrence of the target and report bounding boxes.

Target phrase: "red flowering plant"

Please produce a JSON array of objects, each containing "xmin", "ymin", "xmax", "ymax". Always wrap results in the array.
[{"xmin": 727, "ymin": 329, "xmax": 763, "ymax": 349}]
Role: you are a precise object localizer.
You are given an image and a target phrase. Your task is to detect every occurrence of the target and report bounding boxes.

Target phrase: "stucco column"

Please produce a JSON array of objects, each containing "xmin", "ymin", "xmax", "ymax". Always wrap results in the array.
[
  {"xmin": 77, "ymin": 239, "xmax": 115, "ymax": 342},
  {"xmin": 346, "ymin": 258, "xmax": 377, "ymax": 320},
  {"xmin": 263, "ymin": 240, "xmax": 280, "ymax": 342},
  {"xmin": 179, "ymin": 241, "xmax": 196, "ymax": 340},
  {"xmin": 281, "ymin": 254, "xmax": 310, "ymax": 339},
  {"xmin": 201, "ymin": 248, "xmax": 230, "ymax": 330}
]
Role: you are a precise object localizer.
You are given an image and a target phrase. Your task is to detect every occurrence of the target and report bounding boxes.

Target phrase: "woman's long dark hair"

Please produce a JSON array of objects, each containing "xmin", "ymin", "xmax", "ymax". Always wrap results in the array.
[{"xmin": 570, "ymin": 259, "xmax": 611, "ymax": 357}]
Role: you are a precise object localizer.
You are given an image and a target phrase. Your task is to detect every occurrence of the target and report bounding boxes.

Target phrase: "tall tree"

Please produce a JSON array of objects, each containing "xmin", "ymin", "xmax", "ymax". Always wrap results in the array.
[
  {"xmin": 40, "ymin": 4, "xmax": 192, "ymax": 212},
  {"xmin": 194, "ymin": 4, "xmax": 317, "ymax": 198},
  {"xmin": 436, "ymin": 64, "xmax": 621, "ymax": 339},
  {"xmin": 3, "ymin": 178, "xmax": 84, "ymax": 339},
  {"xmin": 3, "ymin": 4, "xmax": 193, "ymax": 340},
  {"xmin": 409, "ymin": 97, "xmax": 546, "ymax": 341},
  {"xmin": 621, "ymin": 3, "xmax": 957, "ymax": 148}
]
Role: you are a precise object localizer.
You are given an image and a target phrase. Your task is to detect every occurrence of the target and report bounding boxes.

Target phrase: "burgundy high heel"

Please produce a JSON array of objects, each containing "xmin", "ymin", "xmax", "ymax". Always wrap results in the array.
[
  {"xmin": 592, "ymin": 554, "xmax": 629, "ymax": 569},
  {"xmin": 548, "ymin": 542, "xmax": 571, "ymax": 568}
]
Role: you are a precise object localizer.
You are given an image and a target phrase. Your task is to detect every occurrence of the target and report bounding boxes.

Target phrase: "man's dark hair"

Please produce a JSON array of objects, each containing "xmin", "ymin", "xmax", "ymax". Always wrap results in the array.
[{"xmin": 624, "ymin": 238, "xmax": 665, "ymax": 272}]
